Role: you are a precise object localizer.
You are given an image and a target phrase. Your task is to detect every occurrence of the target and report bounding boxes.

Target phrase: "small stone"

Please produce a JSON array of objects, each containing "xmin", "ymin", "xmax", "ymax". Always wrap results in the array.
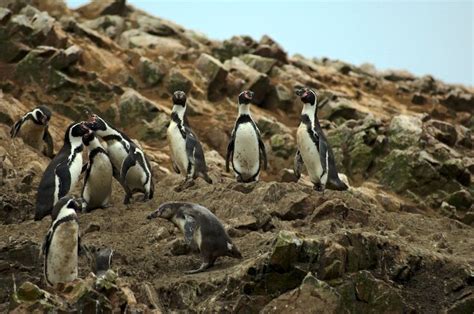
[
  {"xmin": 84, "ymin": 223, "xmax": 100, "ymax": 234},
  {"xmin": 411, "ymin": 93, "xmax": 426, "ymax": 105}
]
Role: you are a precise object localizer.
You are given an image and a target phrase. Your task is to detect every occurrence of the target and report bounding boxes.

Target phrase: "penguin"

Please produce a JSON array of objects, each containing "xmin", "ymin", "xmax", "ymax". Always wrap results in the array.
[
  {"xmin": 81, "ymin": 129, "xmax": 113, "ymax": 211},
  {"xmin": 85, "ymin": 114, "xmax": 154, "ymax": 204},
  {"xmin": 147, "ymin": 202, "xmax": 242, "ymax": 274},
  {"xmin": 42, "ymin": 196, "xmax": 81, "ymax": 286},
  {"xmin": 10, "ymin": 105, "xmax": 54, "ymax": 158},
  {"xmin": 35, "ymin": 122, "xmax": 90, "ymax": 221},
  {"xmin": 93, "ymin": 248, "xmax": 114, "ymax": 277},
  {"xmin": 226, "ymin": 90, "xmax": 268, "ymax": 182},
  {"xmin": 294, "ymin": 87, "xmax": 348, "ymax": 192},
  {"xmin": 167, "ymin": 91, "xmax": 212, "ymax": 189}
]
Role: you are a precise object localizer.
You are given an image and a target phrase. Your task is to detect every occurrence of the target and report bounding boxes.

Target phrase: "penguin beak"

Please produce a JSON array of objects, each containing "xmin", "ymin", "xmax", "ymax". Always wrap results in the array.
[
  {"xmin": 246, "ymin": 91, "xmax": 254, "ymax": 99},
  {"xmin": 295, "ymin": 88, "xmax": 304, "ymax": 97}
]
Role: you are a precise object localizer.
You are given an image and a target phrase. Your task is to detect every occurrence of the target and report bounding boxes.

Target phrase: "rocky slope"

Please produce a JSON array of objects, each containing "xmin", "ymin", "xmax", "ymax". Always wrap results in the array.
[{"xmin": 0, "ymin": 0, "xmax": 473, "ymax": 312}]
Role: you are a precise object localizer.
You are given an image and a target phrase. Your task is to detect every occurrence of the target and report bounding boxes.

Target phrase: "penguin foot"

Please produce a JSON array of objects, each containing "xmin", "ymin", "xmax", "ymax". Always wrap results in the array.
[
  {"xmin": 175, "ymin": 180, "xmax": 195, "ymax": 192},
  {"xmin": 123, "ymin": 195, "xmax": 131, "ymax": 205},
  {"xmin": 184, "ymin": 262, "xmax": 212, "ymax": 274},
  {"xmin": 313, "ymin": 183, "xmax": 326, "ymax": 193}
]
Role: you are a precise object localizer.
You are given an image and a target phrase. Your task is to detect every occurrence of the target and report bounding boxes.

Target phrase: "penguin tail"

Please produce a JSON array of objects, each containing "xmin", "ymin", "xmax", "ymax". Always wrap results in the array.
[{"xmin": 227, "ymin": 242, "xmax": 242, "ymax": 259}]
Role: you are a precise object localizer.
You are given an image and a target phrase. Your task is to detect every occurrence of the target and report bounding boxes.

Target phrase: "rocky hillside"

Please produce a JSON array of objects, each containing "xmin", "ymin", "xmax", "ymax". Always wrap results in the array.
[{"xmin": 0, "ymin": 0, "xmax": 473, "ymax": 312}]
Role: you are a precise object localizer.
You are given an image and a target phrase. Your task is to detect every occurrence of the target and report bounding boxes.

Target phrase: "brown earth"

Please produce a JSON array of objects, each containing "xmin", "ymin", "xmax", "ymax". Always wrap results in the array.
[{"xmin": 0, "ymin": 0, "xmax": 473, "ymax": 313}]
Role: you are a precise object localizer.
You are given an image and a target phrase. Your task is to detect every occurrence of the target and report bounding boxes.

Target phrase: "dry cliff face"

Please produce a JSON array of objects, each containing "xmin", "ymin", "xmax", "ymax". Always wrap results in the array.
[{"xmin": 0, "ymin": 0, "xmax": 473, "ymax": 312}]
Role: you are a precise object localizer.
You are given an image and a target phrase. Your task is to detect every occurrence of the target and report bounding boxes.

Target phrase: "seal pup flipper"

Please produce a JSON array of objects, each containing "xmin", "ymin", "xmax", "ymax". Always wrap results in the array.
[{"xmin": 294, "ymin": 150, "xmax": 304, "ymax": 180}]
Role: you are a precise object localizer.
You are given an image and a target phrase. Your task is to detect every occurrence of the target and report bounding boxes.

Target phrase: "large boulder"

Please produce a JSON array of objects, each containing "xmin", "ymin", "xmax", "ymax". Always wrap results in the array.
[
  {"xmin": 388, "ymin": 114, "xmax": 423, "ymax": 149},
  {"xmin": 253, "ymin": 35, "xmax": 287, "ymax": 63},
  {"xmin": 138, "ymin": 56, "xmax": 167, "ymax": 87},
  {"xmin": 80, "ymin": 15, "xmax": 125, "ymax": 39},
  {"xmin": 136, "ymin": 14, "xmax": 179, "ymax": 37},
  {"xmin": 239, "ymin": 54, "xmax": 277, "ymax": 74},
  {"xmin": 195, "ymin": 53, "xmax": 228, "ymax": 101},
  {"xmin": 441, "ymin": 88, "xmax": 474, "ymax": 112},
  {"xmin": 164, "ymin": 68, "xmax": 193, "ymax": 94},
  {"xmin": 76, "ymin": 0, "xmax": 129, "ymax": 19},
  {"xmin": 224, "ymin": 57, "xmax": 271, "ymax": 105},
  {"xmin": 211, "ymin": 35, "xmax": 256, "ymax": 62},
  {"xmin": 263, "ymin": 84, "xmax": 294, "ymax": 110},
  {"xmin": 118, "ymin": 29, "xmax": 185, "ymax": 56}
]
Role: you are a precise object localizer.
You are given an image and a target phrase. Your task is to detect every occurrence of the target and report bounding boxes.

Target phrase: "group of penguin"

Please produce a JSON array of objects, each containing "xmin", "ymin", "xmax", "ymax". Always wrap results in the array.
[{"xmin": 9, "ymin": 87, "xmax": 347, "ymax": 286}]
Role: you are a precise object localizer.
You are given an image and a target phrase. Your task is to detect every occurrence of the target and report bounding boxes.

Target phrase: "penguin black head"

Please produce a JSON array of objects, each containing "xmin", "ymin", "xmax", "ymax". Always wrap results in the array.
[
  {"xmin": 147, "ymin": 202, "xmax": 180, "ymax": 220},
  {"xmin": 296, "ymin": 88, "xmax": 317, "ymax": 106},
  {"xmin": 84, "ymin": 114, "xmax": 107, "ymax": 132},
  {"xmin": 82, "ymin": 128, "xmax": 95, "ymax": 146},
  {"xmin": 51, "ymin": 196, "xmax": 81, "ymax": 221},
  {"xmin": 33, "ymin": 105, "xmax": 52, "ymax": 125},
  {"xmin": 238, "ymin": 90, "xmax": 254, "ymax": 105},
  {"xmin": 65, "ymin": 122, "xmax": 90, "ymax": 143},
  {"xmin": 172, "ymin": 91, "xmax": 187, "ymax": 107}
]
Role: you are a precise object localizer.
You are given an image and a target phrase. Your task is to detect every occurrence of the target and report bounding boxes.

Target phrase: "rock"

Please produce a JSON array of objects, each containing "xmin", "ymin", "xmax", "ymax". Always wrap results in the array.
[
  {"xmin": 164, "ymin": 68, "xmax": 193, "ymax": 94},
  {"xmin": 382, "ymin": 69, "xmax": 415, "ymax": 82},
  {"xmin": 239, "ymin": 54, "xmax": 277, "ymax": 74},
  {"xmin": 138, "ymin": 56, "xmax": 167, "ymax": 87},
  {"xmin": 136, "ymin": 14, "xmax": 178, "ymax": 37},
  {"xmin": 80, "ymin": 15, "xmax": 125, "ymax": 39},
  {"xmin": 412, "ymin": 75, "xmax": 437, "ymax": 93},
  {"xmin": 439, "ymin": 158, "xmax": 471, "ymax": 186},
  {"xmin": 318, "ymin": 98, "xmax": 366, "ymax": 124},
  {"xmin": 195, "ymin": 53, "xmax": 228, "ymax": 101},
  {"xmin": 119, "ymin": 29, "xmax": 185, "ymax": 55},
  {"xmin": 411, "ymin": 93, "xmax": 427, "ymax": 105},
  {"xmin": 271, "ymin": 190, "xmax": 313, "ymax": 220},
  {"xmin": 118, "ymin": 89, "xmax": 161, "ymax": 127},
  {"xmin": 253, "ymin": 35, "xmax": 287, "ymax": 63},
  {"xmin": 388, "ymin": 115, "xmax": 423, "ymax": 149},
  {"xmin": 256, "ymin": 116, "xmax": 292, "ymax": 137},
  {"xmin": 224, "ymin": 57, "xmax": 271, "ymax": 105},
  {"xmin": 270, "ymin": 133, "xmax": 295, "ymax": 159},
  {"xmin": 76, "ymin": 0, "xmax": 128, "ymax": 19},
  {"xmin": 279, "ymin": 168, "xmax": 298, "ymax": 183},
  {"xmin": 0, "ymin": 8, "xmax": 12, "ymax": 24},
  {"xmin": 49, "ymin": 45, "xmax": 83, "ymax": 70},
  {"xmin": 84, "ymin": 223, "xmax": 100, "ymax": 234},
  {"xmin": 142, "ymin": 112, "xmax": 169, "ymax": 141},
  {"xmin": 319, "ymin": 242, "xmax": 346, "ymax": 280},
  {"xmin": 211, "ymin": 35, "xmax": 255, "ymax": 62},
  {"xmin": 269, "ymin": 231, "xmax": 303, "ymax": 272},
  {"xmin": 263, "ymin": 84, "xmax": 293, "ymax": 110},
  {"xmin": 441, "ymin": 88, "xmax": 474, "ymax": 112},
  {"xmin": 425, "ymin": 119, "xmax": 457, "ymax": 147},
  {"xmin": 261, "ymin": 273, "xmax": 342, "ymax": 313},
  {"xmin": 456, "ymin": 125, "xmax": 472, "ymax": 148},
  {"xmin": 446, "ymin": 190, "xmax": 473, "ymax": 211}
]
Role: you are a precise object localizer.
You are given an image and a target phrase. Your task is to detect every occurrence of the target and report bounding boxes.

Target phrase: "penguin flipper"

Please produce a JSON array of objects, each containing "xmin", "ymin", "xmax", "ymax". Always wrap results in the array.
[
  {"xmin": 258, "ymin": 136, "xmax": 268, "ymax": 171},
  {"xmin": 120, "ymin": 150, "xmax": 136, "ymax": 184},
  {"xmin": 294, "ymin": 150, "xmax": 304, "ymax": 180},
  {"xmin": 185, "ymin": 129, "xmax": 209, "ymax": 180},
  {"xmin": 42, "ymin": 126, "xmax": 54, "ymax": 158},
  {"xmin": 183, "ymin": 214, "xmax": 197, "ymax": 246},
  {"xmin": 56, "ymin": 161, "xmax": 71, "ymax": 199},
  {"xmin": 172, "ymin": 161, "xmax": 181, "ymax": 174},
  {"xmin": 42, "ymin": 228, "xmax": 53, "ymax": 257},
  {"xmin": 10, "ymin": 118, "xmax": 24, "ymax": 138},
  {"xmin": 225, "ymin": 132, "xmax": 235, "ymax": 172},
  {"xmin": 318, "ymin": 139, "xmax": 329, "ymax": 183}
]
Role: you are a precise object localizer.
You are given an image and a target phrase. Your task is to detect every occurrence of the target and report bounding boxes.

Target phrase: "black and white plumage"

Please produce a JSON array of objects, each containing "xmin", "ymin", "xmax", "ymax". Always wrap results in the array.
[
  {"xmin": 167, "ymin": 91, "xmax": 212, "ymax": 188},
  {"xmin": 85, "ymin": 114, "xmax": 154, "ymax": 204},
  {"xmin": 35, "ymin": 122, "xmax": 89, "ymax": 221},
  {"xmin": 42, "ymin": 196, "xmax": 81, "ymax": 286},
  {"xmin": 10, "ymin": 105, "xmax": 54, "ymax": 158},
  {"xmin": 294, "ymin": 87, "xmax": 348, "ymax": 192},
  {"xmin": 226, "ymin": 90, "xmax": 267, "ymax": 182},
  {"xmin": 81, "ymin": 130, "xmax": 113, "ymax": 211},
  {"xmin": 147, "ymin": 202, "xmax": 242, "ymax": 274}
]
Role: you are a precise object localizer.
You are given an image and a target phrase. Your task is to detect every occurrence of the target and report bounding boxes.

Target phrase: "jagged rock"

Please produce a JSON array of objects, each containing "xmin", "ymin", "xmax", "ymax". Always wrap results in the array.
[
  {"xmin": 81, "ymin": 15, "xmax": 125, "ymax": 39},
  {"xmin": 256, "ymin": 116, "xmax": 292, "ymax": 137},
  {"xmin": 270, "ymin": 133, "xmax": 295, "ymax": 159},
  {"xmin": 211, "ymin": 35, "xmax": 255, "ymax": 62},
  {"xmin": 262, "ymin": 273, "xmax": 343, "ymax": 313},
  {"xmin": 269, "ymin": 231, "xmax": 303, "ymax": 272},
  {"xmin": 76, "ymin": 0, "xmax": 128, "ymax": 19},
  {"xmin": 0, "ymin": 8, "xmax": 12, "ymax": 24},
  {"xmin": 138, "ymin": 56, "xmax": 167, "ymax": 87},
  {"xmin": 439, "ymin": 158, "xmax": 471, "ymax": 187},
  {"xmin": 195, "ymin": 53, "xmax": 228, "ymax": 101},
  {"xmin": 224, "ymin": 57, "xmax": 271, "ymax": 104},
  {"xmin": 253, "ymin": 35, "xmax": 287, "ymax": 63},
  {"xmin": 411, "ymin": 93, "xmax": 427, "ymax": 105},
  {"xmin": 412, "ymin": 75, "xmax": 437, "ymax": 93},
  {"xmin": 456, "ymin": 125, "xmax": 473, "ymax": 148},
  {"xmin": 165, "ymin": 68, "xmax": 193, "ymax": 94},
  {"xmin": 119, "ymin": 29, "xmax": 185, "ymax": 55},
  {"xmin": 239, "ymin": 54, "xmax": 277, "ymax": 74},
  {"xmin": 142, "ymin": 112, "xmax": 169, "ymax": 140},
  {"xmin": 318, "ymin": 98, "xmax": 366, "ymax": 123},
  {"xmin": 118, "ymin": 89, "xmax": 162, "ymax": 127},
  {"xmin": 263, "ymin": 84, "xmax": 293, "ymax": 110},
  {"xmin": 425, "ymin": 119, "xmax": 457, "ymax": 147},
  {"xmin": 382, "ymin": 69, "xmax": 415, "ymax": 82},
  {"xmin": 136, "ymin": 14, "xmax": 178, "ymax": 37},
  {"xmin": 441, "ymin": 88, "xmax": 474, "ymax": 112},
  {"xmin": 446, "ymin": 189, "xmax": 473, "ymax": 211},
  {"xmin": 49, "ymin": 45, "xmax": 82, "ymax": 70},
  {"xmin": 388, "ymin": 114, "xmax": 423, "ymax": 149}
]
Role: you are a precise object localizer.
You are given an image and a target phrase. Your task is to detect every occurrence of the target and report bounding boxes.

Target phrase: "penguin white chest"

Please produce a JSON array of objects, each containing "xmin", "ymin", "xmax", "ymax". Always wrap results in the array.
[
  {"xmin": 83, "ymin": 154, "xmax": 112, "ymax": 207},
  {"xmin": 18, "ymin": 121, "xmax": 44, "ymax": 150},
  {"xmin": 167, "ymin": 122, "xmax": 188, "ymax": 173},
  {"xmin": 69, "ymin": 153, "xmax": 83, "ymax": 188},
  {"xmin": 125, "ymin": 163, "xmax": 147, "ymax": 192},
  {"xmin": 297, "ymin": 124, "xmax": 323, "ymax": 183},
  {"xmin": 106, "ymin": 141, "xmax": 128, "ymax": 171},
  {"xmin": 46, "ymin": 222, "xmax": 79, "ymax": 285},
  {"xmin": 233, "ymin": 123, "xmax": 260, "ymax": 179}
]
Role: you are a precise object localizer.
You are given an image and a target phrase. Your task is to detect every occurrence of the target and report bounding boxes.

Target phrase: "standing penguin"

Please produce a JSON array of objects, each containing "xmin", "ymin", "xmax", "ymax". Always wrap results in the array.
[
  {"xmin": 167, "ymin": 91, "xmax": 212, "ymax": 189},
  {"xmin": 10, "ymin": 105, "xmax": 54, "ymax": 158},
  {"xmin": 226, "ymin": 90, "xmax": 267, "ymax": 182},
  {"xmin": 85, "ymin": 114, "xmax": 154, "ymax": 204},
  {"xmin": 35, "ymin": 122, "xmax": 90, "ymax": 221},
  {"xmin": 294, "ymin": 87, "xmax": 348, "ymax": 192},
  {"xmin": 42, "ymin": 196, "xmax": 81, "ymax": 286},
  {"xmin": 147, "ymin": 202, "xmax": 242, "ymax": 274},
  {"xmin": 81, "ymin": 129, "xmax": 113, "ymax": 211}
]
